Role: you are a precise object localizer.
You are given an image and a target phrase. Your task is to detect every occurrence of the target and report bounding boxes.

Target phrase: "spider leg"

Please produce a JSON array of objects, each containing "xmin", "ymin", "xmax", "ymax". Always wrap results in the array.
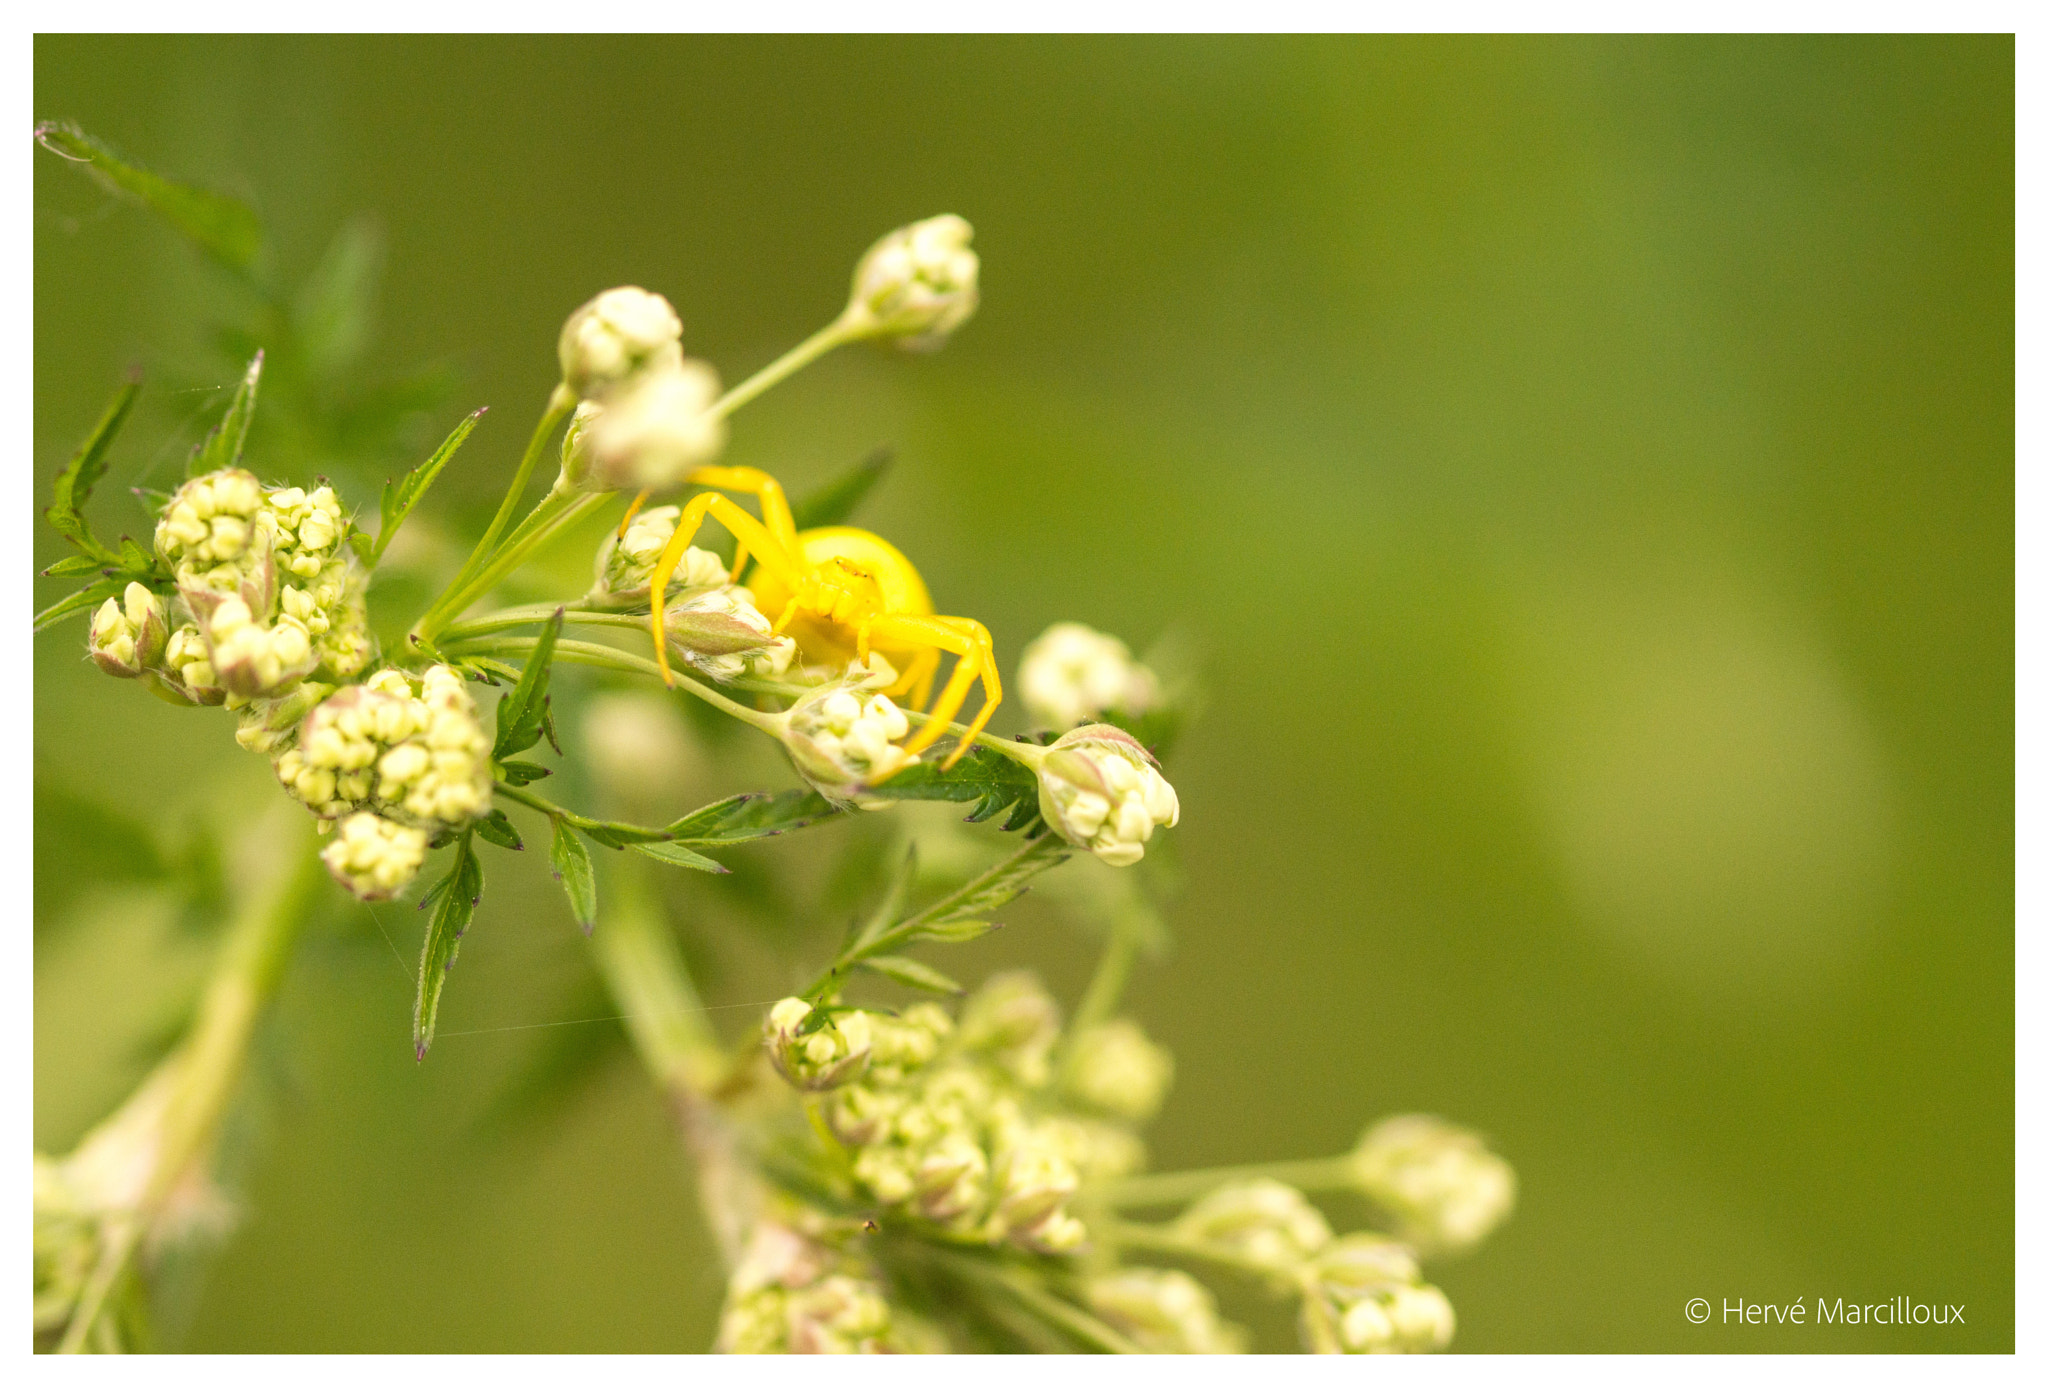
[
  {"xmin": 865, "ymin": 615, "xmax": 1003, "ymax": 769},
  {"xmin": 884, "ymin": 646, "xmax": 942, "ymax": 711},
  {"xmin": 647, "ymin": 494, "xmax": 800, "ymax": 685},
  {"xmin": 681, "ymin": 466, "xmax": 800, "ymax": 560},
  {"xmin": 616, "ymin": 488, "xmax": 653, "ymax": 541}
]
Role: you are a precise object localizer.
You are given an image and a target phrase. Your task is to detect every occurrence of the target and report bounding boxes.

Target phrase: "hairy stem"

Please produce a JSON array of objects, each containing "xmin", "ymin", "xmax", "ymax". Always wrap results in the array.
[{"xmin": 1097, "ymin": 1156, "xmax": 1358, "ymax": 1210}]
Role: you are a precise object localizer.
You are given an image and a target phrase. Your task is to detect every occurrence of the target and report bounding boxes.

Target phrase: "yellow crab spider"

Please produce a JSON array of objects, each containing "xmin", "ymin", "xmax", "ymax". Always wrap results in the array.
[{"xmin": 628, "ymin": 468, "xmax": 1002, "ymax": 773}]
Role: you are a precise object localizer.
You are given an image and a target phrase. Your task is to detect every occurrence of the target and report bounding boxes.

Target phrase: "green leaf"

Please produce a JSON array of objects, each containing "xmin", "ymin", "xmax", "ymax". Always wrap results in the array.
[
  {"xmin": 473, "ymin": 809, "xmax": 523, "ymax": 852},
  {"xmin": 864, "ymin": 744, "xmax": 1045, "ymax": 830},
  {"xmin": 497, "ymin": 760, "xmax": 552, "ymax": 786},
  {"xmin": 412, "ymin": 834, "xmax": 482, "ymax": 1060},
  {"xmin": 41, "ymin": 554, "xmax": 106, "ymax": 577},
  {"xmin": 549, "ymin": 819, "xmax": 596, "ymax": 932},
  {"xmin": 665, "ymin": 789, "xmax": 842, "ymax": 845},
  {"xmin": 791, "ymin": 446, "xmax": 893, "ymax": 530},
  {"xmin": 857, "ymin": 954, "xmax": 964, "ymax": 995},
  {"xmin": 916, "ymin": 838, "xmax": 1068, "ymax": 933},
  {"xmin": 295, "ymin": 215, "xmax": 383, "ymax": 381},
  {"xmin": 34, "ymin": 576, "xmax": 126, "ymax": 632},
  {"xmin": 373, "ymin": 407, "xmax": 486, "ymax": 563},
  {"xmin": 346, "ymin": 528, "xmax": 376, "ymax": 565},
  {"xmin": 187, "ymin": 352, "xmax": 263, "ymax": 479},
  {"xmin": 907, "ymin": 918, "xmax": 1000, "ymax": 944},
  {"xmin": 46, "ymin": 370, "xmax": 141, "ymax": 560},
  {"xmin": 628, "ymin": 839, "xmax": 728, "ymax": 874},
  {"xmin": 577, "ymin": 820, "xmax": 677, "ymax": 849},
  {"xmin": 35, "ymin": 121, "xmax": 264, "ymax": 271},
  {"xmin": 492, "ymin": 608, "xmax": 563, "ymax": 759}
]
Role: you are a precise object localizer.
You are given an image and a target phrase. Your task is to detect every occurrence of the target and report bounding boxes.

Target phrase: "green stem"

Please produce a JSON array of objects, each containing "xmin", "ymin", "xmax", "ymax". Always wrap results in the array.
[
  {"xmin": 1064, "ymin": 907, "xmax": 1145, "ymax": 1052},
  {"xmin": 1096, "ymin": 1218, "xmax": 1295, "ymax": 1282},
  {"xmin": 412, "ymin": 487, "xmax": 607, "ymax": 647},
  {"xmin": 58, "ymin": 833, "xmax": 325, "ymax": 1354},
  {"xmin": 1097, "ymin": 1156, "xmax": 1357, "ymax": 1211},
  {"xmin": 447, "ymin": 634, "xmax": 784, "ymax": 732},
  {"xmin": 709, "ymin": 316, "xmax": 857, "ymax": 421},
  {"xmin": 587, "ymin": 849, "xmax": 727, "ymax": 1096},
  {"xmin": 922, "ymin": 1250, "xmax": 1139, "ymax": 1354},
  {"xmin": 441, "ymin": 604, "xmax": 630, "ymax": 641}
]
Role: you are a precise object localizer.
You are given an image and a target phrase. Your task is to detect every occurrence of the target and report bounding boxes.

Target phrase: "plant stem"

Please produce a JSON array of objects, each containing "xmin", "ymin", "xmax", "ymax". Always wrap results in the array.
[
  {"xmin": 447, "ymin": 634, "xmax": 785, "ymax": 733},
  {"xmin": 58, "ymin": 828, "xmax": 325, "ymax": 1354},
  {"xmin": 709, "ymin": 316, "xmax": 856, "ymax": 421},
  {"xmin": 1094, "ymin": 1217, "xmax": 1289, "ymax": 1281},
  {"xmin": 1097, "ymin": 1156, "xmax": 1358, "ymax": 1211},
  {"xmin": 918, "ymin": 1248, "xmax": 1139, "ymax": 1354},
  {"xmin": 412, "ymin": 487, "xmax": 608, "ymax": 647},
  {"xmin": 587, "ymin": 848, "xmax": 727, "ymax": 1096}
]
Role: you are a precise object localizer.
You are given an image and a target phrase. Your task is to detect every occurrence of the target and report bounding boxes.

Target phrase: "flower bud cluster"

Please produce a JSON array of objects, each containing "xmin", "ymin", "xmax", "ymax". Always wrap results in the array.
[
  {"xmin": 780, "ymin": 678, "xmax": 918, "ymax": 802},
  {"xmin": 88, "ymin": 582, "xmax": 168, "ymax": 679},
  {"xmin": 1060, "ymin": 1019, "xmax": 1175, "ymax": 1122},
  {"xmin": 555, "ymin": 287, "xmax": 727, "ymax": 494},
  {"xmin": 1174, "ymin": 1178, "xmax": 1333, "ymax": 1273},
  {"xmin": 588, "ymin": 504, "xmax": 729, "ymax": 604},
  {"xmin": 144, "ymin": 470, "xmax": 372, "ymax": 703},
  {"xmin": 666, "ymin": 587, "xmax": 798, "ymax": 683},
  {"xmin": 1299, "ymin": 1233, "xmax": 1456, "ymax": 1354},
  {"xmin": 234, "ymin": 681, "xmax": 336, "ymax": 757},
  {"xmin": 273, "ymin": 666, "xmax": 491, "ymax": 832},
  {"xmin": 715, "ymin": 1213, "xmax": 937, "ymax": 1354},
  {"xmin": 1036, "ymin": 725, "xmax": 1179, "ymax": 867},
  {"xmin": 845, "ymin": 215, "xmax": 980, "ymax": 350},
  {"xmin": 1347, "ymin": 1115, "xmax": 1516, "ymax": 1256},
  {"xmin": 319, "ymin": 811, "xmax": 431, "ymax": 902},
  {"xmin": 768, "ymin": 974, "xmax": 1163, "ymax": 1257},
  {"xmin": 1018, "ymin": 622, "xmax": 1160, "ymax": 733},
  {"xmin": 1086, "ymin": 1268, "xmax": 1247, "ymax": 1354}
]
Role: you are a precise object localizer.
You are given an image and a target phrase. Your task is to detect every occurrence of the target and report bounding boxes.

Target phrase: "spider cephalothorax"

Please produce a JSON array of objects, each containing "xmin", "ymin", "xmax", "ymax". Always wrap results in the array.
[{"xmin": 628, "ymin": 466, "xmax": 1001, "ymax": 772}]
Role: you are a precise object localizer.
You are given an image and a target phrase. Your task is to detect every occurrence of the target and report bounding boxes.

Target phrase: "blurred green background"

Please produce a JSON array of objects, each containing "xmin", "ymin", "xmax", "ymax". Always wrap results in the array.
[{"xmin": 33, "ymin": 35, "xmax": 2012, "ymax": 1352}]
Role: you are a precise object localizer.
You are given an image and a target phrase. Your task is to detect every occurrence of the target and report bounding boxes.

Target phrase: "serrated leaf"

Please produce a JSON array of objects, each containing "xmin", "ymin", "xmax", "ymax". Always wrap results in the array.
[
  {"xmin": 413, "ymin": 834, "xmax": 482, "ymax": 1060},
  {"xmin": 857, "ymin": 954, "xmax": 964, "ymax": 995},
  {"xmin": 907, "ymin": 918, "xmax": 999, "ymax": 944},
  {"xmin": 187, "ymin": 352, "xmax": 262, "ymax": 479},
  {"xmin": 33, "ymin": 576, "xmax": 126, "ymax": 632},
  {"xmin": 865, "ymin": 744, "xmax": 1045, "ymax": 830},
  {"xmin": 46, "ymin": 371, "xmax": 140, "ymax": 561},
  {"xmin": 791, "ymin": 446, "xmax": 894, "ymax": 530},
  {"xmin": 628, "ymin": 839, "xmax": 728, "ymax": 874},
  {"xmin": 492, "ymin": 608, "xmax": 562, "ymax": 759},
  {"xmin": 373, "ymin": 406, "xmax": 485, "ymax": 564},
  {"xmin": 497, "ymin": 760, "xmax": 551, "ymax": 786},
  {"xmin": 346, "ymin": 528, "xmax": 376, "ymax": 565},
  {"xmin": 41, "ymin": 554, "xmax": 106, "ymax": 577},
  {"xmin": 116, "ymin": 537, "xmax": 155, "ymax": 574},
  {"xmin": 36, "ymin": 121, "xmax": 264, "ymax": 271},
  {"xmin": 917, "ymin": 838, "xmax": 1068, "ymax": 932},
  {"xmin": 550, "ymin": 819, "xmax": 596, "ymax": 932},
  {"xmin": 474, "ymin": 809, "xmax": 523, "ymax": 851},
  {"xmin": 665, "ymin": 789, "xmax": 842, "ymax": 845}
]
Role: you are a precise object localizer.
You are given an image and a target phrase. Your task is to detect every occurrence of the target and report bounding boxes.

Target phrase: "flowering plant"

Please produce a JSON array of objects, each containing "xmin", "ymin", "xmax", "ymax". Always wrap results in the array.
[{"xmin": 33, "ymin": 123, "xmax": 1513, "ymax": 1354}]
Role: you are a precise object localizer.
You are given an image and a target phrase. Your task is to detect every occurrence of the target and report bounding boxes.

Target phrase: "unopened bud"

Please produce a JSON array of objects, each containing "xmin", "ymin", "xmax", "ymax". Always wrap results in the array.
[
  {"xmin": 865, "ymin": 1002, "xmax": 953, "ymax": 1085},
  {"xmin": 1312, "ymin": 1281, "xmax": 1456, "ymax": 1355},
  {"xmin": 580, "ymin": 360, "xmax": 728, "ymax": 493},
  {"xmin": 154, "ymin": 623, "xmax": 226, "ymax": 706},
  {"xmin": 1348, "ymin": 1115, "xmax": 1515, "ymax": 1256},
  {"xmin": 1088, "ymin": 1269, "xmax": 1248, "ymax": 1354},
  {"xmin": 320, "ymin": 812, "xmax": 429, "ymax": 901},
  {"xmin": 845, "ymin": 214, "xmax": 980, "ymax": 350},
  {"xmin": 1174, "ymin": 1179, "xmax": 1331, "ymax": 1272},
  {"xmin": 665, "ymin": 587, "xmax": 797, "ymax": 683},
  {"xmin": 588, "ymin": 503, "xmax": 728, "ymax": 604},
  {"xmin": 913, "ymin": 1131, "xmax": 989, "ymax": 1222},
  {"xmin": 1018, "ymin": 621, "xmax": 1159, "ymax": 733},
  {"xmin": 234, "ymin": 681, "xmax": 335, "ymax": 755},
  {"xmin": 1036, "ymin": 724, "xmax": 1179, "ymax": 867},
  {"xmin": 957, "ymin": 971, "xmax": 1061, "ymax": 1088},
  {"xmin": 1062, "ymin": 1018, "xmax": 1174, "ymax": 1122},
  {"xmin": 558, "ymin": 286, "xmax": 684, "ymax": 398},
  {"xmin": 780, "ymin": 680, "xmax": 917, "ymax": 801},
  {"xmin": 765, "ymin": 998, "xmax": 873, "ymax": 1092},
  {"xmin": 88, "ymin": 582, "xmax": 168, "ymax": 678}
]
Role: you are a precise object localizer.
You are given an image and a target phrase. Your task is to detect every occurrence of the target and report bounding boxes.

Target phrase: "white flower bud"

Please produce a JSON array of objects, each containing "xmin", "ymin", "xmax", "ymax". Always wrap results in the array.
[
  {"xmin": 1018, "ymin": 621, "xmax": 1160, "ymax": 733},
  {"xmin": 1347, "ymin": 1115, "xmax": 1516, "ymax": 1256},
  {"xmin": 1036, "ymin": 1115, "xmax": 1149, "ymax": 1184},
  {"xmin": 558, "ymin": 286, "xmax": 684, "ymax": 398},
  {"xmin": 957, "ymin": 971, "xmax": 1061, "ymax": 1088},
  {"xmin": 665, "ymin": 587, "xmax": 797, "ymax": 683},
  {"xmin": 714, "ymin": 1221, "xmax": 918, "ymax": 1354},
  {"xmin": 765, "ymin": 998, "xmax": 874, "ymax": 1092},
  {"xmin": 1174, "ymin": 1179, "xmax": 1331, "ymax": 1272},
  {"xmin": 234, "ymin": 681, "xmax": 335, "ymax": 755},
  {"xmin": 1062, "ymin": 1018, "xmax": 1174, "ymax": 1122},
  {"xmin": 1088, "ymin": 1269, "xmax": 1248, "ymax": 1354},
  {"xmin": 277, "ymin": 667, "xmax": 489, "ymax": 830},
  {"xmin": 913, "ymin": 1130, "xmax": 989, "ymax": 1222},
  {"xmin": 780, "ymin": 680, "xmax": 918, "ymax": 801},
  {"xmin": 88, "ymin": 582, "xmax": 168, "ymax": 679},
  {"xmin": 991, "ymin": 1128, "xmax": 1081, "ymax": 1238},
  {"xmin": 846, "ymin": 214, "xmax": 980, "ymax": 350},
  {"xmin": 580, "ymin": 359, "xmax": 728, "ymax": 493},
  {"xmin": 588, "ymin": 503, "xmax": 729, "ymax": 604},
  {"xmin": 1311, "ymin": 1279, "xmax": 1456, "ymax": 1355},
  {"xmin": 320, "ymin": 812, "xmax": 429, "ymax": 902},
  {"xmin": 864, "ymin": 1002, "xmax": 953, "ymax": 1085},
  {"xmin": 158, "ymin": 469, "xmax": 276, "ymax": 620},
  {"xmin": 1036, "ymin": 724, "xmax": 1179, "ymax": 867},
  {"xmin": 156, "ymin": 623, "xmax": 226, "ymax": 706}
]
